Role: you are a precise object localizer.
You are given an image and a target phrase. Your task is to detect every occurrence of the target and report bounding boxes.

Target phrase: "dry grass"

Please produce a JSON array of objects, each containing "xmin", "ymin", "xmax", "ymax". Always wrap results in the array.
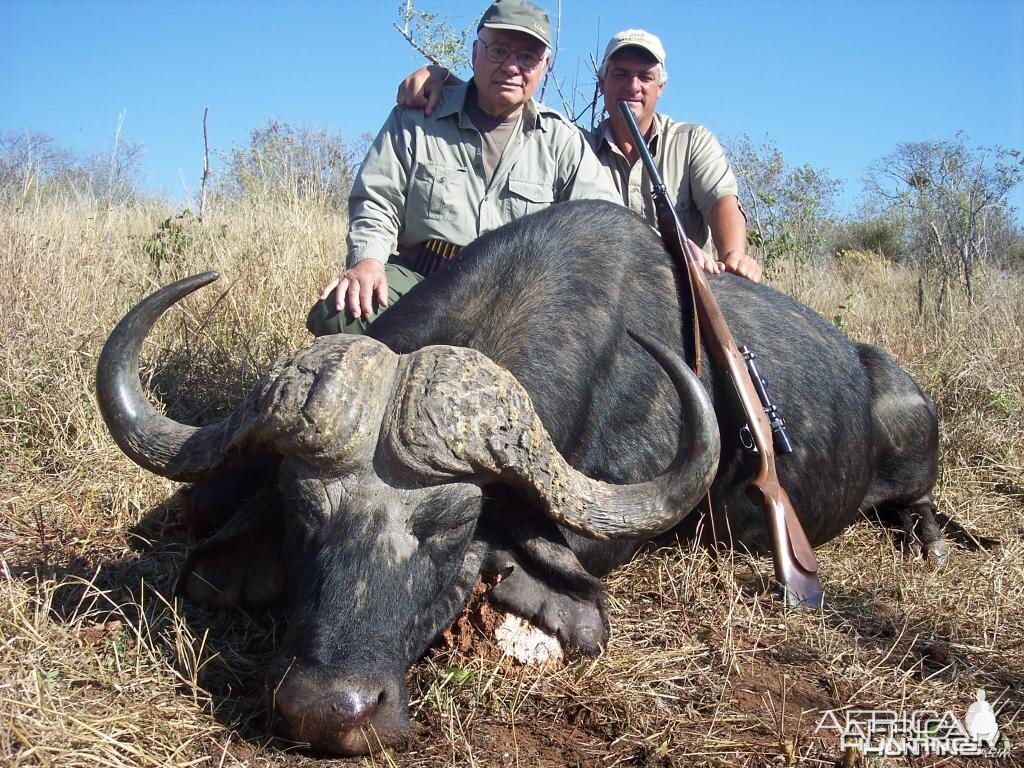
[{"xmin": 2, "ymin": 193, "xmax": 1022, "ymax": 767}]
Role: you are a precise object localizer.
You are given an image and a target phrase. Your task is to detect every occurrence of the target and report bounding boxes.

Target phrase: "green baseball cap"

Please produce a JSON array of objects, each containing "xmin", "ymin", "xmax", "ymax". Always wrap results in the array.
[{"xmin": 478, "ymin": 0, "xmax": 551, "ymax": 47}]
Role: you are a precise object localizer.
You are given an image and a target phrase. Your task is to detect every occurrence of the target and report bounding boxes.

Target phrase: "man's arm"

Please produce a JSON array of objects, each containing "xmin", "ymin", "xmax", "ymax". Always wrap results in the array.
[
  {"xmin": 397, "ymin": 65, "xmax": 454, "ymax": 115},
  {"xmin": 686, "ymin": 126, "xmax": 762, "ymax": 282},
  {"xmin": 709, "ymin": 195, "xmax": 762, "ymax": 282},
  {"xmin": 321, "ymin": 109, "xmax": 411, "ymax": 319}
]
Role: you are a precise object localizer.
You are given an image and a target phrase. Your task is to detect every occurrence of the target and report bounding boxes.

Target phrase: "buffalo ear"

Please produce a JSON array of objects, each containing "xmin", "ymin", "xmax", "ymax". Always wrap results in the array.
[
  {"xmin": 177, "ymin": 489, "xmax": 286, "ymax": 609},
  {"xmin": 180, "ymin": 458, "xmax": 281, "ymax": 539}
]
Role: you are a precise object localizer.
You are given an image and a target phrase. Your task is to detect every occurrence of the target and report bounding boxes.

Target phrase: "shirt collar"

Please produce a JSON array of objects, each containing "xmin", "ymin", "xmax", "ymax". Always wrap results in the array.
[
  {"xmin": 433, "ymin": 81, "xmax": 469, "ymax": 120},
  {"xmin": 599, "ymin": 112, "xmax": 666, "ymax": 157},
  {"xmin": 435, "ymin": 81, "xmax": 547, "ymax": 132}
]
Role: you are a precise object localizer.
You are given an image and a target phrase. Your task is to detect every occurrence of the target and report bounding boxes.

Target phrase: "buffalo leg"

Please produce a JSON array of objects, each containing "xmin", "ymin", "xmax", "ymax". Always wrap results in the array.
[
  {"xmin": 877, "ymin": 494, "xmax": 949, "ymax": 564},
  {"xmin": 480, "ymin": 507, "xmax": 609, "ymax": 655},
  {"xmin": 487, "ymin": 549, "xmax": 607, "ymax": 655}
]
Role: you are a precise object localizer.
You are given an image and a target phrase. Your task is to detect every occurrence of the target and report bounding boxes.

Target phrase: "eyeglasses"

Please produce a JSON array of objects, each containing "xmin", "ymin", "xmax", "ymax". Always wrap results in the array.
[{"xmin": 476, "ymin": 39, "xmax": 544, "ymax": 71}]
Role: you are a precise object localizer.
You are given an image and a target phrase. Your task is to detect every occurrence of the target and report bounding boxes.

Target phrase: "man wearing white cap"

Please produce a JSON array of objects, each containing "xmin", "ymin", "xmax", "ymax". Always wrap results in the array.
[
  {"xmin": 310, "ymin": 0, "xmax": 618, "ymax": 335},
  {"xmin": 594, "ymin": 30, "xmax": 759, "ymax": 281},
  {"xmin": 399, "ymin": 28, "xmax": 760, "ymax": 281}
]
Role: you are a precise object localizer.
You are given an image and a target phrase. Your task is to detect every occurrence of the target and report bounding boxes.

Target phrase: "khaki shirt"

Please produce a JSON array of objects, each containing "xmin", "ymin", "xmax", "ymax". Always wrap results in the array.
[
  {"xmin": 347, "ymin": 83, "xmax": 620, "ymax": 266},
  {"xmin": 588, "ymin": 113, "xmax": 739, "ymax": 249}
]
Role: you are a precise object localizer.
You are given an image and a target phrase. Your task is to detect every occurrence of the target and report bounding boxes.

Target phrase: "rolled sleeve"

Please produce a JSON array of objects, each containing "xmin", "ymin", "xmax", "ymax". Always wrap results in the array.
[{"xmin": 687, "ymin": 126, "xmax": 739, "ymax": 221}]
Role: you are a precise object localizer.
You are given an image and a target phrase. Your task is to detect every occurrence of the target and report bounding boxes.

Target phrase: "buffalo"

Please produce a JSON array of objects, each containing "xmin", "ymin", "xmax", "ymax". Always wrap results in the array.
[{"xmin": 96, "ymin": 200, "xmax": 945, "ymax": 755}]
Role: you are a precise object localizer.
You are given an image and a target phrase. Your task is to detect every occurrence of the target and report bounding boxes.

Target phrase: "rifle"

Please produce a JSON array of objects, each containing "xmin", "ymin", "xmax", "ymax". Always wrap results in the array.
[{"xmin": 617, "ymin": 100, "xmax": 823, "ymax": 607}]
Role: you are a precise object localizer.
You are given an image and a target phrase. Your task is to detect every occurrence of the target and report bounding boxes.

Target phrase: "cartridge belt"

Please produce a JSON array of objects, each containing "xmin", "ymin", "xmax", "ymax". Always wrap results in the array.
[{"xmin": 396, "ymin": 238, "xmax": 463, "ymax": 277}]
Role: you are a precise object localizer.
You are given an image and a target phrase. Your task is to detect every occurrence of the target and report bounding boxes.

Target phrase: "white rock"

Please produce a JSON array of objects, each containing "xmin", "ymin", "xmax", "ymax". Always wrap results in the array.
[{"xmin": 493, "ymin": 613, "xmax": 564, "ymax": 666}]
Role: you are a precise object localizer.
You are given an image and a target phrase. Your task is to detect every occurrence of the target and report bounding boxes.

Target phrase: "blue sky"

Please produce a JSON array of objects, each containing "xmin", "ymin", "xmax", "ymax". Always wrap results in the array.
[{"xmin": 4, "ymin": 0, "xmax": 1023, "ymax": 219}]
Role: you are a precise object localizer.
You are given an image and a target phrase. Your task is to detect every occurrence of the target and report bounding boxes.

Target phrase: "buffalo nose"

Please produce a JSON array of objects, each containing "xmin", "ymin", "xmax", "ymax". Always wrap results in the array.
[
  {"xmin": 323, "ymin": 685, "xmax": 384, "ymax": 725},
  {"xmin": 273, "ymin": 674, "xmax": 385, "ymax": 731},
  {"xmin": 269, "ymin": 668, "xmax": 409, "ymax": 754}
]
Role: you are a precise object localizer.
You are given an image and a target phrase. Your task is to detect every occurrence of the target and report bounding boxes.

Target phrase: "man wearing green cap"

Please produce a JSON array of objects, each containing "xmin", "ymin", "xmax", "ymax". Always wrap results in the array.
[
  {"xmin": 399, "ymin": 28, "xmax": 760, "ymax": 282},
  {"xmin": 309, "ymin": 0, "xmax": 618, "ymax": 336}
]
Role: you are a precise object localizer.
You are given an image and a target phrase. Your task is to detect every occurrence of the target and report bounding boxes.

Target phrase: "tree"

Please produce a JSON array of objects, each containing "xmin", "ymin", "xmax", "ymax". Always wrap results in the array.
[
  {"xmin": 394, "ymin": 0, "xmax": 474, "ymax": 75},
  {"xmin": 864, "ymin": 133, "xmax": 1024, "ymax": 300},
  {"xmin": 982, "ymin": 203, "xmax": 1024, "ymax": 272},
  {"xmin": 832, "ymin": 214, "xmax": 905, "ymax": 261},
  {"xmin": 219, "ymin": 119, "xmax": 368, "ymax": 211},
  {"xmin": 0, "ymin": 131, "xmax": 75, "ymax": 198},
  {"xmin": 0, "ymin": 125, "xmax": 143, "ymax": 205},
  {"xmin": 728, "ymin": 134, "xmax": 841, "ymax": 270},
  {"xmin": 82, "ymin": 111, "xmax": 145, "ymax": 206}
]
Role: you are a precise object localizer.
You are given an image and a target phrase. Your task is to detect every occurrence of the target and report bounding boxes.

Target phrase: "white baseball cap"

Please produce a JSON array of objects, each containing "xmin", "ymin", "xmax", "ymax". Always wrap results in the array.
[{"xmin": 601, "ymin": 29, "xmax": 667, "ymax": 69}]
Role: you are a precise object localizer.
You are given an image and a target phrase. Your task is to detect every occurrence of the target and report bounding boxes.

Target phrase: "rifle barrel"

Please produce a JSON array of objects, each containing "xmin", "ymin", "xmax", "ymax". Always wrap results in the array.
[{"xmin": 616, "ymin": 100, "xmax": 823, "ymax": 607}]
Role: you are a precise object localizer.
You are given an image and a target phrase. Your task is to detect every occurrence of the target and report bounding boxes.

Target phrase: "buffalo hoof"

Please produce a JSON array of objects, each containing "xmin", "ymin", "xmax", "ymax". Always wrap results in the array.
[
  {"xmin": 489, "ymin": 565, "xmax": 607, "ymax": 654},
  {"xmin": 923, "ymin": 538, "xmax": 950, "ymax": 565},
  {"xmin": 874, "ymin": 497, "xmax": 953, "ymax": 566}
]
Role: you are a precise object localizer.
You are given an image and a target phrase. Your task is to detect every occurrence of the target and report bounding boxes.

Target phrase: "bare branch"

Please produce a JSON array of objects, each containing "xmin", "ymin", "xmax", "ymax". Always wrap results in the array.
[
  {"xmin": 199, "ymin": 107, "xmax": 210, "ymax": 221},
  {"xmin": 539, "ymin": 0, "xmax": 561, "ymax": 103},
  {"xmin": 392, "ymin": 21, "xmax": 445, "ymax": 67}
]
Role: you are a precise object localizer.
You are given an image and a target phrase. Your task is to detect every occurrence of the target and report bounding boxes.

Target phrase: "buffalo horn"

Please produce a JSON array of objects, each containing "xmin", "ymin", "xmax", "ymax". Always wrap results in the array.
[
  {"xmin": 384, "ymin": 335, "xmax": 720, "ymax": 540},
  {"xmin": 96, "ymin": 272, "xmax": 248, "ymax": 481},
  {"xmin": 96, "ymin": 273, "xmax": 398, "ymax": 482}
]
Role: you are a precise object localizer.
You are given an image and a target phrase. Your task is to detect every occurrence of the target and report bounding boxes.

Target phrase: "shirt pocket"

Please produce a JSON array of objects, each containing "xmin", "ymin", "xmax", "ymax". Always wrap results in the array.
[
  {"xmin": 505, "ymin": 177, "xmax": 555, "ymax": 219},
  {"xmin": 672, "ymin": 176, "xmax": 695, "ymax": 215},
  {"xmin": 409, "ymin": 163, "xmax": 467, "ymax": 222}
]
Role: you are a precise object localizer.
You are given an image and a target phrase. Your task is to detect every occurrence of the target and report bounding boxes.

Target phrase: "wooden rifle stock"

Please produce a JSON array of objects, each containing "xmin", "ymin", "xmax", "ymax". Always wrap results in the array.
[{"xmin": 617, "ymin": 101, "xmax": 823, "ymax": 607}]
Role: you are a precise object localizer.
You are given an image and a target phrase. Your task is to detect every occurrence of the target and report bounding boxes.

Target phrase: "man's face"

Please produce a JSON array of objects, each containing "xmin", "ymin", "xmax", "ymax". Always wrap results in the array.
[
  {"xmin": 472, "ymin": 27, "xmax": 550, "ymax": 117},
  {"xmin": 599, "ymin": 49, "xmax": 665, "ymax": 129}
]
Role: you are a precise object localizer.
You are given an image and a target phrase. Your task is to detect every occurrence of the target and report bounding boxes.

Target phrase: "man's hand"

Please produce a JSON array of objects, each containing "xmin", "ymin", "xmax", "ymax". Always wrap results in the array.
[
  {"xmin": 708, "ymin": 196, "xmax": 762, "ymax": 281},
  {"xmin": 396, "ymin": 65, "xmax": 448, "ymax": 116},
  {"xmin": 320, "ymin": 259, "xmax": 388, "ymax": 320},
  {"xmin": 688, "ymin": 238, "xmax": 725, "ymax": 276},
  {"xmin": 720, "ymin": 251, "xmax": 763, "ymax": 283}
]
